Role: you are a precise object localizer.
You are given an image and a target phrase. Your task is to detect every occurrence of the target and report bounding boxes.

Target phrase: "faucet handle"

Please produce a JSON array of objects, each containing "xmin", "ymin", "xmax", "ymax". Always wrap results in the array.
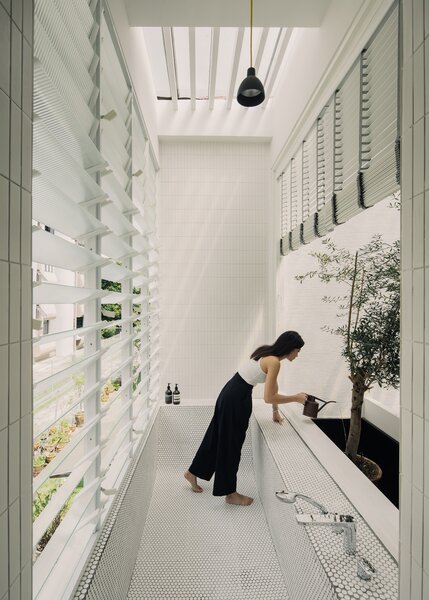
[
  {"xmin": 275, "ymin": 490, "xmax": 328, "ymax": 514},
  {"xmin": 275, "ymin": 490, "xmax": 294, "ymax": 502}
]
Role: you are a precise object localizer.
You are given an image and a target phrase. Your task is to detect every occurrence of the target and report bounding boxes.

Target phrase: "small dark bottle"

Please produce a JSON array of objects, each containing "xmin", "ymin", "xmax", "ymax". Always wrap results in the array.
[
  {"xmin": 165, "ymin": 383, "xmax": 173, "ymax": 404},
  {"xmin": 173, "ymin": 384, "xmax": 180, "ymax": 405}
]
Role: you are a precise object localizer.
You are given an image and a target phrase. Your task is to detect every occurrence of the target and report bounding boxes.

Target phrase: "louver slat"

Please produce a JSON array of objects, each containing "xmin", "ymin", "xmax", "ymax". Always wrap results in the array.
[
  {"xmin": 34, "ymin": 21, "xmax": 96, "ymax": 133},
  {"xmin": 33, "ymin": 177, "xmax": 108, "ymax": 240},
  {"xmin": 32, "ymin": 228, "xmax": 107, "ymax": 272},
  {"xmin": 33, "ymin": 118, "xmax": 106, "ymax": 205},
  {"xmin": 33, "ymin": 60, "xmax": 105, "ymax": 172},
  {"xmin": 33, "ymin": 282, "xmax": 107, "ymax": 305}
]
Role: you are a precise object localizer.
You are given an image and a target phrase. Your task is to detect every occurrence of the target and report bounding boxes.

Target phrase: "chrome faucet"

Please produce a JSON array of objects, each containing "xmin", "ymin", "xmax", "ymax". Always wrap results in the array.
[
  {"xmin": 356, "ymin": 556, "xmax": 376, "ymax": 580},
  {"xmin": 296, "ymin": 513, "xmax": 357, "ymax": 555},
  {"xmin": 275, "ymin": 490, "xmax": 328, "ymax": 514}
]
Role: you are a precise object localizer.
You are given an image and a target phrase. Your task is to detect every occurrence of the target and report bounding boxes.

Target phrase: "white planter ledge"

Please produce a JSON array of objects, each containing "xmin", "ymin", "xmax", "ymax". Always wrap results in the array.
[
  {"xmin": 362, "ymin": 394, "xmax": 400, "ymax": 442},
  {"xmin": 278, "ymin": 402, "xmax": 399, "ymax": 561}
]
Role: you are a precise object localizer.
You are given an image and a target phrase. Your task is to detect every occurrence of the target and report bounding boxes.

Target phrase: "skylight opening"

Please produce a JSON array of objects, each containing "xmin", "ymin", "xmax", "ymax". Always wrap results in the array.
[{"xmin": 142, "ymin": 25, "xmax": 293, "ymax": 105}]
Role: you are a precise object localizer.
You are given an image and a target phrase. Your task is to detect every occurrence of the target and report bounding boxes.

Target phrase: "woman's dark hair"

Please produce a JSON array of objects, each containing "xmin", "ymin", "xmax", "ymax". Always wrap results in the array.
[{"xmin": 250, "ymin": 331, "xmax": 304, "ymax": 360}]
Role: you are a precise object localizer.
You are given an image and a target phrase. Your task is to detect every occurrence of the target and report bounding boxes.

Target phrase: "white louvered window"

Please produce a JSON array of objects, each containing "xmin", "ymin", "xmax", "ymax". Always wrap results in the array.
[
  {"xmin": 290, "ymin": 152, "xmax": 303, "ymax": 250},
  {"xmin": 302, "ymin": 142, "xmax": 310, "ymax": 222},
  {"xmin": 314, "ymin": 99, "xmax": 336, "ymax": 238},
  {"xmin": 360, "ymin": 3, "xmax": 399, "ymax": 206},
  {"xmin": 32, "ymin": 2, "xmax": 159, "ymax": 597},
  {"xmin": 279, "ymin": 1, "xmax": 398, "ymax": 255},
  {"xmin": 280, "ymin": 165, "xmax": 291, "ymax": 253},
  {"xmin": 334, "ymin": 60, "xmax": 361, "ymax": 224},
  {"xmin": 302, "ymin": 123, "xmax": 318, "ymax": 243},
  {"xmin": 318, "ymin": 100, "xmax": 334, "ymax": 210},
  {"xmin": 316, "ymin": 117, "xmax": 325, "ymax": 211}
]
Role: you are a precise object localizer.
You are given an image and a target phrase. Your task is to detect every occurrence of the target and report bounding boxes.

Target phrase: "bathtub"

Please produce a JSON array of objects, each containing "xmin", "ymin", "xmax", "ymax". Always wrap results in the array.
[{"xmin": 73, "ymin": 404, "xmax": 398, "ymax": 600}]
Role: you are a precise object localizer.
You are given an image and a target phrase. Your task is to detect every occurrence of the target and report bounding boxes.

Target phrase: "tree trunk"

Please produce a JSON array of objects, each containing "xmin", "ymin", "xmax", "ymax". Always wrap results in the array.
[{"xmin": 345, "ymin": 373, "xmax": 366, "ymax": 462}]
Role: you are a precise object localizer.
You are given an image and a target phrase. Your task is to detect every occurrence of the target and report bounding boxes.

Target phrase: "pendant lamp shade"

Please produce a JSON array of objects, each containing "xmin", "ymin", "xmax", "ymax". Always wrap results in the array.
[
  {"xmin": 237, "ymin": 67, "xmax": 265, "ymax": 106},
  {"xmin": 237, "ymin": 0, "xmax": 265, "ymax": 107}
]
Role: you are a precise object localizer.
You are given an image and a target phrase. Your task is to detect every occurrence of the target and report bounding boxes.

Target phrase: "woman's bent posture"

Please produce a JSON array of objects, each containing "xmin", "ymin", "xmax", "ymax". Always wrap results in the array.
[{"xmin": 184, "ymin": 331, "xmax": 307, "ymax": 505}]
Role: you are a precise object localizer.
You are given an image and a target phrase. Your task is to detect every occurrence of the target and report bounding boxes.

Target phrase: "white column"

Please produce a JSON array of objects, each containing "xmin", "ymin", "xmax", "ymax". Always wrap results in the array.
[
  {"xmin": 399, "ymin": 0, "xmax": 429, "ymax": 598},
  {"xmin": 0, "ymin": 1, "xmax": 34, "ymax": 599}
]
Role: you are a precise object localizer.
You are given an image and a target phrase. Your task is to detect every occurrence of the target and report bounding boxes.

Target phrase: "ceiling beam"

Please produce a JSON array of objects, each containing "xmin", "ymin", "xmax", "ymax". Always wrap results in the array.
[
  {"xmin": 208, "ymin": 28, "xmax": 220, "ymax": 110},
  {"xmin": 263, "ymin": 28, "xmax": 293, "ymax": 106},
  {"xmin": 162, "ymin": 27, "xmax": 178, "ymax": 110},
  {"xmin": 189, "ymin": 27, "xmax": 196, "ymax": 110},
  {"xmin": 125, "ymin": 0, "xmax": 331, "ymax": 28},
  {"xmin": 254, "ymin": 27, "xmax": 269, "ymax": 74},
  {"xmin": 226, "ymin": 27, "xmax": 244, "ymax": 110}
]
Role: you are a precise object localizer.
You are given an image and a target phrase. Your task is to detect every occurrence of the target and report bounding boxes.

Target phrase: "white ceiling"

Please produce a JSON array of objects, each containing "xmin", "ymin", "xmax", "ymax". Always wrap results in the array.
[
  {"xmin": 123, "ymin": 0, "xmax": 332, "ymax": 110},
  {"xmin": 124, "ymin": 0, "xmax": 332, "ymax": 27}
]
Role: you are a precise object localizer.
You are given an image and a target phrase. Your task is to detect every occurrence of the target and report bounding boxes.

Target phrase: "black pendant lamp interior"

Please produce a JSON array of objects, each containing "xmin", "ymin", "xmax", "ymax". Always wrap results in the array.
[{"xmin": 237, "ymin": 0, "xmax": 265, "ymax": 107}]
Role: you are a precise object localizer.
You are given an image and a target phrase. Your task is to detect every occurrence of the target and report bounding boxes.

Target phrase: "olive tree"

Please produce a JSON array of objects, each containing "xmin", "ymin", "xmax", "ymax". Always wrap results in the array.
[{"xmin": 296, "ymin": 234, "xmax": 400, "ymax": 463}]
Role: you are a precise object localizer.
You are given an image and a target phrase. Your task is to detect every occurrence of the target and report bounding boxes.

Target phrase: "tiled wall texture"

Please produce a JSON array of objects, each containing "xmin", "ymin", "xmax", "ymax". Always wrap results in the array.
[
  {"xmin": 158, "ymin": 141, "xmax": 270, "ymax": 400},
  {"xmin": 0, "ymin": 1, "xmax": 33, "ymax": 599},
  {"xmin": 399, "ymin": 0, "xmax": 429, "ymax": 598}
]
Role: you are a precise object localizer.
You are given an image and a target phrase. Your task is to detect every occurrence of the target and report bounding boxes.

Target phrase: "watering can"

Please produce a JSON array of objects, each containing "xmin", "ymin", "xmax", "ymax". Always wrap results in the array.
[{"xmin": 303, "ymin": 394, "xmax": 336, "ymax": 418}]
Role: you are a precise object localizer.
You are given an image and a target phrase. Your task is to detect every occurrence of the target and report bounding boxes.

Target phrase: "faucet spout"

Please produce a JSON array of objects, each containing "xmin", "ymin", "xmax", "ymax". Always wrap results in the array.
[
  {"xmin": 275, "ymin": 490, "xmax": 328, "ymax": 514},
  {"xmin": 296, "ymin": 513, "xmax": 357, "ymax": 555}
]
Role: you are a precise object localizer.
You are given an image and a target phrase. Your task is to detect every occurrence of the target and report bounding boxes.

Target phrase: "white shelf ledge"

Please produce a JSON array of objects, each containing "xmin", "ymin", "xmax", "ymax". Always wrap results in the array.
[{"xmin": 279, "ymin": 402, "xmax": 399, "ymax": 561}]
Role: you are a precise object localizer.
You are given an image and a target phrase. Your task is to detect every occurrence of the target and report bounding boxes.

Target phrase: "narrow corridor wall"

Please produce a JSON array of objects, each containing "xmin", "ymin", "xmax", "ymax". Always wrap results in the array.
[
  {"xmin": 158, "ymin": 141, "xmax": 270, "ymax": 401},
  {"xmin": 0, "ymin": 1, "xmax": 33, "ymax": 598},
  {"xmin": 399, "ymin": 0, "xmax": 429, "ymax": 597}
]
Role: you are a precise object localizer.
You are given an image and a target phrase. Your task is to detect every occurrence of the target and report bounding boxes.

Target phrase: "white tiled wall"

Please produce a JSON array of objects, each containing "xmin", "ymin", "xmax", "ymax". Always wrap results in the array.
[
  {"xmin": 0, "ymin": 0, "xmax": 33, "ymax": 599},
  {"xmin": 158, "ymin": 141, "xmax": 270, "ymax": 400},
  {"xmin": 400, "ymin": 0, "xmax": 429, "ymax": 598},
  {"xmin": 275, "ymin": 197, "xmax": 400, "ymax": 418}
]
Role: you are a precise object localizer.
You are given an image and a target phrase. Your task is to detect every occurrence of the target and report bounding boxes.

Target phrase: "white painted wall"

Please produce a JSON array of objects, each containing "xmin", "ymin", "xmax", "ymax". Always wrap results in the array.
[
  {"xmin": 158, "ymin": 140, "xmax": 270, "ymax": 400},
  {"xmin": 275, "ymin": 197, "xmax": 400, "ymax": 419},
  {"xmin": 157, "ymin": 103, "xmax": 273, "ymax": 140}
]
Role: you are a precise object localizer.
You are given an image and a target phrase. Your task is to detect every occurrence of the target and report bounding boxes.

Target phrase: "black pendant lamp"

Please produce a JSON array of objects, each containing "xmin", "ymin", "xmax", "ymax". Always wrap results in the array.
[{"xmin": 237, "ymin": 0, "xmax": 265, "ymax": 107}]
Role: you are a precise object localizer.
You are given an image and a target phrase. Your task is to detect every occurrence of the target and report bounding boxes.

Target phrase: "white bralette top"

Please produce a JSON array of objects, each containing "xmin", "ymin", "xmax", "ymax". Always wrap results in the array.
[{"xmin": 238, "ymin": 358, "xmax": 267, "ymax": 386}]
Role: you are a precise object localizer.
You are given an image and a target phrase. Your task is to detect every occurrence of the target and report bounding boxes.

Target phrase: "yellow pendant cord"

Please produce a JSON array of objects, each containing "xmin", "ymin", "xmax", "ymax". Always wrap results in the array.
[{"xmin": 250, "ymin": 0, "xmax": 253, "ymax": 67}]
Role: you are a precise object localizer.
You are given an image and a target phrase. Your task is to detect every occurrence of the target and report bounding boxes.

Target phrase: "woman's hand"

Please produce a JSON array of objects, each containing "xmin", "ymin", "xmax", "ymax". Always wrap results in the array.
[
  {"xmin": 295, "ymin": 393, "xmax": 308, "ymax": 404},
  {"xmin": 272, "ymin": 409, "xmax": 284, "ymax": 424}
]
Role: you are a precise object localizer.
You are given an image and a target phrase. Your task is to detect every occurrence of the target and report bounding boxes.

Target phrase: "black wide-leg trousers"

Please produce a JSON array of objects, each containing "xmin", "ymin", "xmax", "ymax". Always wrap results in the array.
[{"xmin": 188, "ymin": 373, "xmax": 253, "ymax": 496}]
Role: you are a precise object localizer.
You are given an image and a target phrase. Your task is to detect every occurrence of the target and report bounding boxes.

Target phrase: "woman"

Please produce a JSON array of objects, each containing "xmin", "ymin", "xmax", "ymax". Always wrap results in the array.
[{"xmin": 184, "ymin": 331, "xmax": 307, "ymax": 506}]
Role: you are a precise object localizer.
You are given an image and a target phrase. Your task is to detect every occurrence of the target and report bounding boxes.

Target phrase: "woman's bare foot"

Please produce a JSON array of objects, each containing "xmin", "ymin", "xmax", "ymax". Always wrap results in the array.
[
  {"xmin": 184, "ymin": 470, "xmax": 203, "ymax": 492},
  {"xmin": 225, "ymin": 492, "xmax": 253, "ymax": 506}
]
